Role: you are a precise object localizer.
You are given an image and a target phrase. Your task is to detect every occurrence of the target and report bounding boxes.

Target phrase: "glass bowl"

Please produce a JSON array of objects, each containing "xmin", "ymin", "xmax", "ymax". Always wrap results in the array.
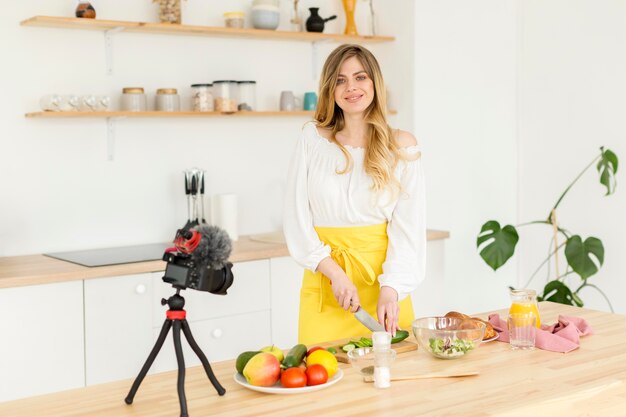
[
  {"xmin": 412, "ymin": 317, "xmax": 486, "ymax": 359},
  {"xmin": 347, "ymin": 347, "xmax": 396, "ymax": 377}
]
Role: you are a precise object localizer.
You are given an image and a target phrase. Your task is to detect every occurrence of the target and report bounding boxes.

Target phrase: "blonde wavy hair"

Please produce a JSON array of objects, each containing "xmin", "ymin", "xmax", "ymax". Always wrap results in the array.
[{"xmin": 314, "ymin": 44, "xmax": 419, "ymax": 197}]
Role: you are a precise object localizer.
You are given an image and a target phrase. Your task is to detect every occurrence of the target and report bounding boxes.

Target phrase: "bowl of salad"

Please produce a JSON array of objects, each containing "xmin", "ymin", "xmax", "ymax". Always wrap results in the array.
[{"xmin": 412, "ymin": 317, "xmax": 486, "ymax": 359}]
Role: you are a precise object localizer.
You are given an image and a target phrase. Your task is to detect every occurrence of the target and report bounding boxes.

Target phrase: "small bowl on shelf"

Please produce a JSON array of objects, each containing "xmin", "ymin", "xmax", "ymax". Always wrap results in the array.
[
  {"xmin": 346, "ymin": 347, "xmax": 396, "ymax": 378},
  {"xmin": 412, "ymin": 317, "xmax": 485, "ymax": 359}
]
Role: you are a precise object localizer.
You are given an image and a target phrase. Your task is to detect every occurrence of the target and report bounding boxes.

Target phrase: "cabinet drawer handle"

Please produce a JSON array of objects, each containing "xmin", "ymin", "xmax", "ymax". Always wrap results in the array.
[
  {"xmin": 211, "ymin": 328, "xmax": 223, "ymax": 339},
  {"xmin": 135, "ymin": 284, "xmax": 146, "ymax": 294}
]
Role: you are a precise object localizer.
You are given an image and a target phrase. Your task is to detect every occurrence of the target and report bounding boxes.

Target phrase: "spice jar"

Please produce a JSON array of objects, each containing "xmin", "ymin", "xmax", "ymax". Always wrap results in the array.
[
  {"xmin": 237, "ymin": 81, "xmax": 256, "ymax": 111},
  {"xmin": 224, "ymin": 12, "xmax": 245, "ymax": 28},
  {"xmin": 154, "ymin": 0, "xmax": 184, "ymax": 24},
  {"xmin": 191, "ymin": 84, "xmax": 214, "ymax": 112},
  {"xmin": 120, "ymin": 87, "xmax": 147, "ymax": 112},
  {"xmin": 156, "ymin": 88, "xmax": 180, "ymax": 112},
  {"xmin": 213, "ymin": 80, "xmax": 238, "ymax": 113}
]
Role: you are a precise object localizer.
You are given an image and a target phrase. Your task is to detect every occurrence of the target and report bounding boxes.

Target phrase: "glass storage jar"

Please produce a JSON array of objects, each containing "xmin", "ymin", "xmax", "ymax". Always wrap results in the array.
[
  {"xmin": 120, "ymin": 87, "xmax": 147, "ymax": 112},
  {"xmin": 191, "ymin": 83, "xmax": 214, "ymax": 112},
  {"xmin": 224, "ymin": 11, "xmax": 245, "ymax": 28},
  {"xmin": 213, "ymin": 80, "xmax": 238, "ymax": 113},
  {"xmin": 156, "ymin": 88, "xmax": 180, "ymax": 112},
  {"xmin": 237, "ymin": 81, "xmax": 256, "ymax": 111},
  {"xmin": 155, "ymin": 0, "xmax": 183, "ymax": 24}
]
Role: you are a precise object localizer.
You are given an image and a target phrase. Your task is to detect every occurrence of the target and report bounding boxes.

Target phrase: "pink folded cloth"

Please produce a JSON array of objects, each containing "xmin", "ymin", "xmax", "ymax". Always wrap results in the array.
[{"xmin": 488, "ymin": 313, "xmax": 594, "ymax": 353}]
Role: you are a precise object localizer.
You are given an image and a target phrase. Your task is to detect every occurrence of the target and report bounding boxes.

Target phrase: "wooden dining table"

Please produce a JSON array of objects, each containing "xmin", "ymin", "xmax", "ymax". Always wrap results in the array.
[{"xmin": 2, "ymin": 301, "xmax": 625, "ymax": 417}]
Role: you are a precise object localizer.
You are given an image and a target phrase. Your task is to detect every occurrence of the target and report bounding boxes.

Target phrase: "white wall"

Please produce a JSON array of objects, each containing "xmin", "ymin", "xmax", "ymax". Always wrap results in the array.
[
  {"xmin": 413, "ymin": 1, "xmax": 519, "ymax": 314},
  {"xmin": 0, "ymin": 0, "xmax": 414, "ymax": 256},
  {"xmin": 518, "ymin": 0, "xmax": 626, "ymax": 314}
]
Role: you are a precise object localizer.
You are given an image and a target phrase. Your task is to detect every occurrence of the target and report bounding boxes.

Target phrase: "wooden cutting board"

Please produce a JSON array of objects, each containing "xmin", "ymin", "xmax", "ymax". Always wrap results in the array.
[{"xmin": 331, "ymin": 339, "xmax": 419, "ymax": 364}]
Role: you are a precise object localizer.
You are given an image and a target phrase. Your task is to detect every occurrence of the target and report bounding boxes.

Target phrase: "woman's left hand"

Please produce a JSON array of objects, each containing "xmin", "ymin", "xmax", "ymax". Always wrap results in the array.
[{"xmin": 377, "ymin": 286, "xmax": 399, "ymax": 336}]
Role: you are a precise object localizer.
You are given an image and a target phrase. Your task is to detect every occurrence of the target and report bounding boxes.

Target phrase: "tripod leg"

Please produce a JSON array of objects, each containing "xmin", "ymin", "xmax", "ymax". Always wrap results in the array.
[
  {"xmin": 181, "ymin": 319, "xmax": 226, "ymax": 396},
  {"xmin": 125, "ymin": 319, "xmax": 172, "ymax": 405},
  {"xmin": 172, "ymin": 320, "xmax": 189, "ymax": 417}
]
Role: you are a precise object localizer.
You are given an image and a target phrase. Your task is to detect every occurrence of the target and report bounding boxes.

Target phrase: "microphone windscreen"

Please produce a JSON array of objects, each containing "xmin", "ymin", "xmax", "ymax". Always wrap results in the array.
[{"xmin": 191, "ymin": 225, "xmax": 233, "ymax": 269}]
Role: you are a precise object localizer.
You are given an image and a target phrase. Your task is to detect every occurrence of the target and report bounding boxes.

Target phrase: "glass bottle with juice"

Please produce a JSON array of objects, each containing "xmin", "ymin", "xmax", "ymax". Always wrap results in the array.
[{"xmin": 509, "ymin": 289, "xmax": 541, "ymax": 328}]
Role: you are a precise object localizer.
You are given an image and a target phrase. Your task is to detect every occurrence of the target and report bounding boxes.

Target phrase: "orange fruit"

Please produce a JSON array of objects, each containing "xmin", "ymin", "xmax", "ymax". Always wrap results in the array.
[{"xmin": 306, "ymin": 350, "xmax": 338, "ymax": 378}]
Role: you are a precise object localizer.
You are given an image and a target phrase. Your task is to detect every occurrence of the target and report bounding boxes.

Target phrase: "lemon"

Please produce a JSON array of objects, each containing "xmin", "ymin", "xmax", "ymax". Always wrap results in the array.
[{"xmin": 306, "ymin": 350, "xmax": 338, "ymax": 378}]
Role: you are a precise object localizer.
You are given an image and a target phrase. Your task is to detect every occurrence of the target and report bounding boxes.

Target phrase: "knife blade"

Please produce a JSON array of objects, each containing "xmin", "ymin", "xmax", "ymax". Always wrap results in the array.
[{"xmin": 354, "ymin": 307, "xmax": 386, "ymax": 332}]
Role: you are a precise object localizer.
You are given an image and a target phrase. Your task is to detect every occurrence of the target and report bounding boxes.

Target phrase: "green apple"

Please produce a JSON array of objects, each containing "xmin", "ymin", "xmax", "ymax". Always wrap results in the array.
[{"xmin": 260, "ymin": 345, "xmax": 285, "ymax": 363}]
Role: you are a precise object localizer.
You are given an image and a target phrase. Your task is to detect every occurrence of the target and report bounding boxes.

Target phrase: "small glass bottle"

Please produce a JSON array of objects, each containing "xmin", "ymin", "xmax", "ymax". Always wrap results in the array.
[
  {"xmin": 213, "ymin": 80, "xmax": 238, "ymax": 113},
  {"xmin": 237, "ymin": 81, "xmax": 256, "ymax": 111},
  {"xmin": 191, "ymin": 84, "xmax": 214, "ymax": 112},
  {"xmin": 120, "ymin": 87, "xmax": 147, "ymax": 112},
  {"xmin": 509, "ymin": 288, "xmax": 541, "ymax": 328},
  {"xmin": 155, "ymin": 88, "xmax": 180, "ymax": 112},
  {"xmin": 372, "ymin": 331, "xmax": 395, "ymax": 389}
]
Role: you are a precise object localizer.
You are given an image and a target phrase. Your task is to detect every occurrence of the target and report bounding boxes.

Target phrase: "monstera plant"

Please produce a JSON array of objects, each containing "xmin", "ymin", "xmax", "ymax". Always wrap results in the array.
[{"xmin": 477, "ymin": 147, "xmax": 618, "ymax": 310}]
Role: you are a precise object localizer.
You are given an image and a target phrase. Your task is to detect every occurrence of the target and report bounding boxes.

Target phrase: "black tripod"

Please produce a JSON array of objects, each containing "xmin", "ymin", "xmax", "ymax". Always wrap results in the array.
[{"xmin": 125, "ymin": 289, "xmax": 226, "ymax": 417}]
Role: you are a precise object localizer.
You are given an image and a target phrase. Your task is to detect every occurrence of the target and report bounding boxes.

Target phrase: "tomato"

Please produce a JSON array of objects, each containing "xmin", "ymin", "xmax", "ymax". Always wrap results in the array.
[
  {"xmin": 305, "ymin": 364, "xmax": 328, "ymax": 386},
  {"xmin": 280, "ymin": 367, "xmax": 307, "ymax": 388},
  {"xmin": 306, "ymin": 346, "xmax": 324, "ymax": 357}
]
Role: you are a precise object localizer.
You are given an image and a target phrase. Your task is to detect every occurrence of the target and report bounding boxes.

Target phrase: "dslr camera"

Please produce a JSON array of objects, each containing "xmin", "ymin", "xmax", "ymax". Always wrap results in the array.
[{"xmin": 161, "ymin": 228, "xmax": 234, "ymax": 294}]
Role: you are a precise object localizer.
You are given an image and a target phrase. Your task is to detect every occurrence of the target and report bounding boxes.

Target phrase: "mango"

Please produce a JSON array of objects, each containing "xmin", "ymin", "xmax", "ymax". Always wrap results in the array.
[
  {"xmin": 242, "ymin": 352, "xmax": 281, "ymax": 387},
  {"xmin": 235, "ymin": 351, "xmax": 260, "ymax": 375}
]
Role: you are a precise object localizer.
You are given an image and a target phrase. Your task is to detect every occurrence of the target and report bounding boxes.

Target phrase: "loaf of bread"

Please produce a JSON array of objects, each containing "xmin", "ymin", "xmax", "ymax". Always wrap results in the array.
[{"xmin": 445, "ymin": 311, "xmax": 497, "ymax": 340}]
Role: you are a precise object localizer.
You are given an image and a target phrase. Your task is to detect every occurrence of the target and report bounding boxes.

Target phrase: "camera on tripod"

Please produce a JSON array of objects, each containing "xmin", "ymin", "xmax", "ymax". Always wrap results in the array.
[{"xmin": 161, "ymin": 228, "xmax": 234, "ymax": 295}]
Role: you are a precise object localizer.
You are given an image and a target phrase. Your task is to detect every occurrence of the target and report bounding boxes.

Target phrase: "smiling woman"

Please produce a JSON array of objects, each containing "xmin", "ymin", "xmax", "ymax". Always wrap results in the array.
[{"xmin": 283, "ymin": 44, "xmax": 427, "ymax": 345}]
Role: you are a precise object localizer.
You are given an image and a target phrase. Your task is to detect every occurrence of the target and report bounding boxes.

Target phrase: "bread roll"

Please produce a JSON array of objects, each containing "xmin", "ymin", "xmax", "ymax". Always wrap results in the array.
[{"xmin": 445, "ymin": 311, "xmax": 496, "ymax": 340}]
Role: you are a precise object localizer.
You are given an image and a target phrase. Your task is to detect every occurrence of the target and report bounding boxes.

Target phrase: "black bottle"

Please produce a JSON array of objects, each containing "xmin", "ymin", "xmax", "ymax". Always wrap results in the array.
[{"xmin": 305, "ymin": 8, "xmax": 337, "ymax": 33}]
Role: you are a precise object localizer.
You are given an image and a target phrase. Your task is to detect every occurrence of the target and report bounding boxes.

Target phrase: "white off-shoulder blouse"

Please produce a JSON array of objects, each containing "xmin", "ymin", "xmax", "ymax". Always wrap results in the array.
[{"xmin": 283, "ymin": 121, "xmax": 426, "ymax": 300}]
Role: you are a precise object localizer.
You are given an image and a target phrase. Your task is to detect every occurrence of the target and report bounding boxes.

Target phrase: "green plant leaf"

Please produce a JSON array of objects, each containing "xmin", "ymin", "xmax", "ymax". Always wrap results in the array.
[
  {"xmin": 538, "ymin": 280, "xmax": 575, "ymax": 306},
  {"xmin": 565, "ymin": 235, "xmax": 604, "ymax": 279},
  {"xmin": 476, "ymin": 221, "xmax": 519, "ymax": 271},
  {"xmin": 571, "ymin": 292, "xmax": 584, "ymax": 307},
  {"xmin": 597, "ymin": 147, "xmax": 618, "ymax": 195}
]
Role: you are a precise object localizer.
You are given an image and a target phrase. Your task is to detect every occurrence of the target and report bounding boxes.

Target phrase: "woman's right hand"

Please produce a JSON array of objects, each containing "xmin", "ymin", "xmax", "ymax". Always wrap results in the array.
[
  {"xmin": 316, "ymin": 257, "xmax": 360, "ymax": 312},
  {"xmin": 330, "ymin": 274, "xmax": 360, "ymax": 312}
]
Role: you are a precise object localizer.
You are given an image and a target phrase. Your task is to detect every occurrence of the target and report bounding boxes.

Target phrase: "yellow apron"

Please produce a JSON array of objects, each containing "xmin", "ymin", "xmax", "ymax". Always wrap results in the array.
[{"xmin": 298, "ymin": 223, "xmax": 415, "ymax": 345}]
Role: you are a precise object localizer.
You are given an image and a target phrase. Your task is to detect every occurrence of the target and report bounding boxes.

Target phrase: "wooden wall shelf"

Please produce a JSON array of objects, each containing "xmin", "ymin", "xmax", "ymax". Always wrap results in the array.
[
  {"xmin": 20, "ymin": 16, "xmax": 395, "ymax": 43},
  {"xmin": 25, "ymin": 110, "xmax": 397, "ymax": 119}
]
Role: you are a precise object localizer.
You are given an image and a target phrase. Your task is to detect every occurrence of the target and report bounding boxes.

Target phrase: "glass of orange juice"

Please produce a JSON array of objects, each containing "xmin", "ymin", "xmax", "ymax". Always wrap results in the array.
[{"xmin": 509, "ymin": 289, "xmax": 541, "ymax": 328}]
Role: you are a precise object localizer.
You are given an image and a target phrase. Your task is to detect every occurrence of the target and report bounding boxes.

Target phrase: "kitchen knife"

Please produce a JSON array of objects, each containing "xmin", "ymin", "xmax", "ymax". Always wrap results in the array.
[{"xmin": 354, "ymin": 307, "xmax": 386, "ymax": 332}]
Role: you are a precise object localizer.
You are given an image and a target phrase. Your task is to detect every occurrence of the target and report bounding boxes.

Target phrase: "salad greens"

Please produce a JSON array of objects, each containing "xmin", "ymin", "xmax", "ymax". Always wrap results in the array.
[{"xmin": 429, "ymin": 337, "xmax": 475, "ymax": 357}]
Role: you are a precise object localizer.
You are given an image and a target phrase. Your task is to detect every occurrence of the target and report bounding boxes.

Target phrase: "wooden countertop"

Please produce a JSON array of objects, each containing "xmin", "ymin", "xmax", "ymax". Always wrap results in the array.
[
  {"xmin": 0, "ymin": 229, "xmax": 450, "ymax": 289},
  {"xmin": 1, "ymin": 302, "xmax": 624, "ymax": 417}
]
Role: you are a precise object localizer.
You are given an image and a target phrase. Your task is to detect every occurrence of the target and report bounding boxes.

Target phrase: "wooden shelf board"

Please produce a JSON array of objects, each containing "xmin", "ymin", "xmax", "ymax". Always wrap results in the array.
[
  {"xmin": 25, "ymin": 110, "xmax": 398, "ymax": 118},
  {"xmin": 20, "ymin": 16, "xmax": 395, "ymax": 43}
]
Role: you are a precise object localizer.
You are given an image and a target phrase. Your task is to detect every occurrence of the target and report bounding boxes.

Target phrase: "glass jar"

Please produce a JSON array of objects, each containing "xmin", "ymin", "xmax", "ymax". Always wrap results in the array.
[
  {"xmin": 213, "ymin": 80, "xmax": 238, "ymax": 113},
  {"xmin": 509, "ymin": 288, "xmax": 541, "ymax": 328},
  {"xmin": 156, "ymin": 88, "xmax": 180, "ymax": 112},
  {"xmin": 224, "ymin": 11, "xmax": 245, "ymax": 28},
  {"xmin": 120, "ymin": 88, "xmax": 147, "ymax": 112},
  {"xmin": 237, "ymin": 81, "xmax": 256, "ymax": 111},
  {"xmin": 155, "ymin": 0, "xmax": 182, "ymax": 24},
  {"xmin": 191, "ymin": 84, "xmax": 214, "ymax": 112}
]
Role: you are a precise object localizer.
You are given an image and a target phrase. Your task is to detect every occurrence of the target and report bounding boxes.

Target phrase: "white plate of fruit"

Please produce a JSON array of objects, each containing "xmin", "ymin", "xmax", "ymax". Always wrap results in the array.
[{"xmin": 233, "ymin": 344, "xmax": 343, "ymax": 394}]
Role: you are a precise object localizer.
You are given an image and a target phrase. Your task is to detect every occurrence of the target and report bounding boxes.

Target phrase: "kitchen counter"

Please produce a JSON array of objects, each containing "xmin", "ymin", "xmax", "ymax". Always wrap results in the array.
[
  {"xmin": 0, "ymin": 229, "xmax": 450, "ymax": 289},
  {"xmin": 1, "ymin": 301, "xmax": 624, "ymax": 417}
]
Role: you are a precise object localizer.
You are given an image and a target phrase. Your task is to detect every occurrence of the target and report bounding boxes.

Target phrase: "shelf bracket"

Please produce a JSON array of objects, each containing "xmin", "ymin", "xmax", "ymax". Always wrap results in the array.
[
  {"xmin": 104, "ymin": 26, "xmax": 125, "ymax": 76},
  {"xmin": 106, "ymin": 116, "xmax": 126, "ymax": 161},
  {"xmin": 311, "ymin": 39, "xmax": 332, "ymax": 81},
  {"xmin": 106, "ymin": 117, "xmax": 116, "ymax": 161}
]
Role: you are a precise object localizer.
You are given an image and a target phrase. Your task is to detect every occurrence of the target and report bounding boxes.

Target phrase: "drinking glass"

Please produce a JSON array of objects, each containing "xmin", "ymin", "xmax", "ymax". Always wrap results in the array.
[{"xmin": 508, "ymin": 313, "xmax": 536, "ymax": 350}]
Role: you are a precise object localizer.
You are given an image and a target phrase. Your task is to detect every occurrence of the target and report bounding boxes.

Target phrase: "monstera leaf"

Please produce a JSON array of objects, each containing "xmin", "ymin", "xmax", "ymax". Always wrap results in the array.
[
  {"xmin": 538, "ymin": 280, "xmax": 583, "ymax": 307},
  {"xmin": 477, "ymin": 221, "xmax": 519, "ymax": 271},
  {"xmin": 597, "ymin": 147, "xmax": 618, "ymax": 195},
  {"xmin": 565, "ymin": 235, "xmax": 604, "ymax": 279}
]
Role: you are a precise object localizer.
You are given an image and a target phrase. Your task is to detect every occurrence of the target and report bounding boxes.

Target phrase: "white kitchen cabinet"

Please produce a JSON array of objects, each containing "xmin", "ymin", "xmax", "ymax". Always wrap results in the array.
[
  {"xmin": 411, "ymin": 240, "xmax": 446, "ymax": 317},
  {"xmin": 84, "ymin": 273, "xmax": 154, "ymax": 385},
  {"xmin": 269, "ymin": 256, "xmax": 303, "ymax": 349},
  {"xmin": 148, "ymin": 310, "xmax": 272, "ymax": 374},
  {"xmin": 0, "ymin": 281, "xmax": 84, "ymax": 402}
]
